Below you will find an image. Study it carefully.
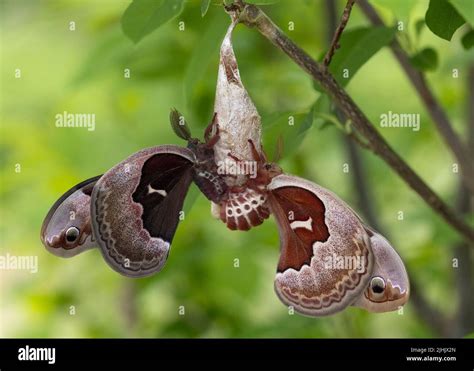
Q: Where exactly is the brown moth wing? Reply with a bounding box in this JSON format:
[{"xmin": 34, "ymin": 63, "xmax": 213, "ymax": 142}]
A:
[
  {"xmin": 91, "ymin": 145, "xmax": 195, "ymax": 278},
  {"xmin": 268, "ymin": 174, "xmax": 373, "ymax": 316},
  {"xmin": 41, "ymin": 175, "xmax": 101, "ymax": 257},
  {"xmin": 339, "ymin": 204, "xmax": 410, "ymax": 312},
  {"xmin": 352, "ymin": 227, "xmax": 409, "ymax": 312},
  {"xmin": 40, "ymin": 146, "xmax": 181, "ymax": 259}
]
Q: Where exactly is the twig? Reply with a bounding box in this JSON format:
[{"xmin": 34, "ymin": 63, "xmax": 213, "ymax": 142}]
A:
[
  {"xmin": 347, "ymin": 130, "xmax": 371, "ymax": 150},
  {"xmin": 358, "ymin": 0, "xmax": 474, "ymax": 196},
  {"xmin": 232, "ymin": 2, "xmax": 474, "ymax": 242},
  {"xmin": 326, "ymin": 0, "xmax": 452, "ymax": 337},
  {"xmin": 325, "ymin": 0, "xmax": 379, "ymax": 226},
  {"xmin": 326, "ymin": 0, "xmax": 380, "ymax": 228},
  {"xmin": 323, "ymin": 0, "xmax": 355, "ymax": 67}
]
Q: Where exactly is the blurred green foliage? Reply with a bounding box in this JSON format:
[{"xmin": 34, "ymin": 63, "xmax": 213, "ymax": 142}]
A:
[
  {"xmin": 320, "ymin": 26, "xmax": 397, "ymax": 88},
  {"xmin": 410, "ymin": 47, "xmax": 439, "ymax": 71},
  {"xmin": 425, "ymin": 0, "xmax": 465, "ymax": 41},
  {"xmin": 0, "ymin": 0, "xmax": 473, "ymax": 338}
]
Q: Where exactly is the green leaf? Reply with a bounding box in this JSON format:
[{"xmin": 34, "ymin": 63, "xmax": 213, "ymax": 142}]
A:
[
  {"xmin": 425, "ymin": 0, "xmax": 465, "ymax": 41},
  {"xmin": 293, "ymin": 107, "xmax": 315, "ymax": 142},
  {"xmin": 409, "ymin": 47, "xmax": 439, "ymax": 71},
  {"xmin": 121, "ymin": 0, "xmax": 185, "ymax": 44},
  {"xmin": 313, "ymin": 94, "xmax": 348, "ymax": 133},
  {"xmin": 262, "ymin": 112, "xmax": 307, "ymax": 159},
  {"xmin": 278, "ymin": 108, "xmax": 315, "ymax": 158},
  {"xmin": 329, "ymin": 26, "xmax": 396, "ymax": 87},
  {"xmin": 415, "ymin": 19, "xmax": 425, "ymax": 37},
  {"xmin": 312, "ymin": 94, "xmax": 334, "ymax": 130},
  {"xmin": 461, "ymin": 29, "xmax": 474, "ymax": 49},
  {"xmin": 262, "ymin": 95, "xmax": 337, "ymax": 159},
  {"xmin": 369, "ymin": 0, "xmax": 416, "ymax": 22},
  {"xmin": 201, "ymin": 0, "xmax": 211, "ymax": 17},
  {"xmin": 450, "ymin": 0, "xmax": 474, "ymax": 27},
  {"xmin": 170, "ymin": 108, "xmax": 192, "ymax": 140},
  {"xmin": 283, "ymin": 110, "xmax": 313, "ymax": 156}
]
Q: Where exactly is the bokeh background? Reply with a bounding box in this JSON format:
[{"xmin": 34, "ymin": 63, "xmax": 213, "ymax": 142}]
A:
[{"xmin": 1, "ymin": 0, "xmax": 473, "ymax": 338}]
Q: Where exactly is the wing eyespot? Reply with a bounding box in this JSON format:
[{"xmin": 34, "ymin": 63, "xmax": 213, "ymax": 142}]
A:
[{"xmin": 65, "ymin": 227, "xmax": 80, "ymax": 244}]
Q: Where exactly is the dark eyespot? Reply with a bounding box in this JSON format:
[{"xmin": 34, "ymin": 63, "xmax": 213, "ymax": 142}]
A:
[
  {"xmin": 65, "ymin": 227, "xmax": 80, "ymax": 243},
  {"xmin": 370, "ymin": 276, "xmax": 386, "ymax": 294}
]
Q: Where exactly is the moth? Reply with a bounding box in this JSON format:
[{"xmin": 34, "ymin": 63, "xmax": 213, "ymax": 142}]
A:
[
  {"xmin": 352, "ymin": 227, "xmax": 410, "ymax": 313},
  {"xmin": 41, "ymin": 16, "xmax": 409, "ymax": 317},
  {"xmin": 207, "ymin": 18, "xmax": 410, "ymax": 315},
  {"xmin": 267, "ymin": 174, "xmax": 409, "ymax": 316},
  {"xmin": 40, "ymin": 175, "xmax": 100, "ymax": 258},
  {"xmin": 210, "ymin": 136, "xmax": 410, "ymax": 315},
  {"xmin": 41, "ymin": 112, "xmax": 227, "ymax": 278}
]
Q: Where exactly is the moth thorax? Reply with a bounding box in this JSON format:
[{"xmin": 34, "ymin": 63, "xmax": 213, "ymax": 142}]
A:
[
  {"xmin": 219, "ymin": 188, "xmax": 270, "ymax": 231},
  {"xmin": 193, "ymin": 169, "xmax": 227, "ymax": 203},
  {"xmin": 215, "ymin": 155, "xmax": 259, "ymax": 188}
]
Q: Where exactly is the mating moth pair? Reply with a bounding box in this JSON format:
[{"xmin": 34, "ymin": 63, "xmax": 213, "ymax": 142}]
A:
[{"xmin": 41, "ymin": 19, "xmax": 409, "ymax": 316}]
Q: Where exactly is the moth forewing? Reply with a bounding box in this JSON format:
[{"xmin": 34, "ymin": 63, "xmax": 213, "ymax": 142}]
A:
[
  {"xmin": 352, "ymin": 228, "xmax": 410, "ymax": 313},
  {"xmin": 91, "ymin": 145, "xmax": 195, "ymax": 278},
  {"xmin": 268, "ymin": 174, "xmax": 374, "ymax": 316},
  {"xmin": 40, "ymin": 175, "xmax": 101, "ymax": 258}
]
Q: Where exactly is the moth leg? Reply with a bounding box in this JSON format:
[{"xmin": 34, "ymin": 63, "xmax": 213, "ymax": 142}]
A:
[
  {"xmin": 227, "ymin": 152, "xmax": 242, "ymax": 162},
  {"xmin": 247, "ymin": 139, "xmax": 267, "ymax": 163}
]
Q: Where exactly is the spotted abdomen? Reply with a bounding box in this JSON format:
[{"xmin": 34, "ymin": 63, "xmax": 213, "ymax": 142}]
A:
[
  {"xmin": 219, "ymin": 188, "xmax": 270, "ymax": 231},
  {"xmin": 193, "ymin": 169, "xmax": 227, "ymax": 203}
]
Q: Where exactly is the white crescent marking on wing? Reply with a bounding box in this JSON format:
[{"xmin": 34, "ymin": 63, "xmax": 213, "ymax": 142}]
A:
[
  {"xmin": 147, "ymin": 184, "xmax": 167, "ymax": 197},
  {"xmin": 289, "ymin": 217, "xmax": 313, "ymax": 231}
]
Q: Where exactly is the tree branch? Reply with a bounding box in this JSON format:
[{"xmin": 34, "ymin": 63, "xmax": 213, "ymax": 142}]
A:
[
  {"xmin": 232, "ymin": 2, "xmax": 474, "ymax": 242},
  {"xmin": 323, "ymin": 0, "xmax": 355, "ymax": 67},
  {"xmin": 358, "ymin": 0, "xmax": 474, "ymax": 196},
  {"xmin": 325, "ymin": 0, "xmax": 381, "ymax": 230}
]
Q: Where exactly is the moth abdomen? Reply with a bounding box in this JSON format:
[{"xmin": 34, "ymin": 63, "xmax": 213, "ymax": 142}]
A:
[
  {"xmin": 219, "ymin": 188, "xmax": 270, "ymax": 231},
  {"xmin": 192, "ymin": 169, "xmax": 228, "ymax": 203}
]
